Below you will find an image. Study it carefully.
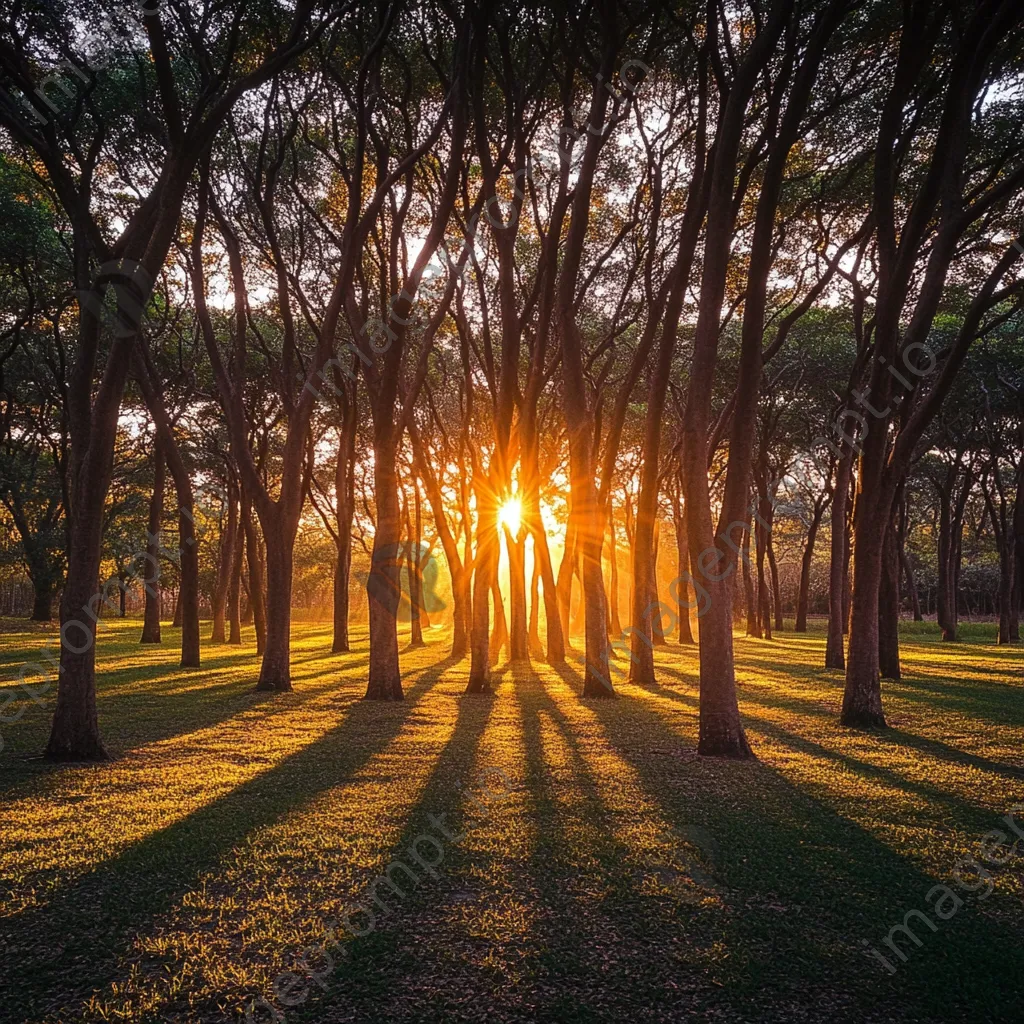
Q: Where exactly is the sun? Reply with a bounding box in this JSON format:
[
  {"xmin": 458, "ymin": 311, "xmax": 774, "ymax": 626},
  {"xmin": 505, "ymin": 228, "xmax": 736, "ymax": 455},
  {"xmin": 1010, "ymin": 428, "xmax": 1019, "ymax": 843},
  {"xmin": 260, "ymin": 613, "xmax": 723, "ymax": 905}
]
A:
[{"xmin": 497, "ymin": 496, "xmax": 522, "ymax": 536}]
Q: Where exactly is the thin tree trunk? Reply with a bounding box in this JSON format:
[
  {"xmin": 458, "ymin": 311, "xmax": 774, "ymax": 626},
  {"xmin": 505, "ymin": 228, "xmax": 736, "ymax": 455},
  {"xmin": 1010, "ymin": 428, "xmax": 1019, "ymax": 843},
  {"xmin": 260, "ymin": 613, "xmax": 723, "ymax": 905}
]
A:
[
  {"xmin": 744, "ymin": 517, "xmax": 759, "ymax": 637},
  {"xmin": 795, "ymin": 499, "xmax": 825, "ymax": 633},
  {"xmin": 506, "ymin": 528, "xmax": 528, "ymax": 660},
  {"xmin": 405, "ymin": 485, "xmax": 425, "ymax": 648},
  {"xmin": 227, "ymin": 506, "xmax": 244, "ymax": 645},
  {"xmin": 826, "ymin": 447, "xmax": 853, "ymax": 669},
  {"xmin": 140, "ymin": 443, "xmax": 165, "ymax": 643},
  {"xmin": 241, "ymin": 494, "xmax": 266, "ymax": 655},
  {"xmin": 607, "ymin": 503, "xmax": 623, "ymax": 638},
  {"xmin": 672, "ymin": 484, "xmax": 695, "ymax": 644},
  {"xmin": 211, "ymin": 476, "xmax": 238, "ymax": 643},
  {"xmin": 528, "ymin": 554, "xmax": 543, "ymax": 657},
  {"xmin": 878, "ymin": 518, "xmax": 901, "ymax": 680},
  {"xmin": 767, "ymin": 532, "xmax": 783, "ymax": 631}
]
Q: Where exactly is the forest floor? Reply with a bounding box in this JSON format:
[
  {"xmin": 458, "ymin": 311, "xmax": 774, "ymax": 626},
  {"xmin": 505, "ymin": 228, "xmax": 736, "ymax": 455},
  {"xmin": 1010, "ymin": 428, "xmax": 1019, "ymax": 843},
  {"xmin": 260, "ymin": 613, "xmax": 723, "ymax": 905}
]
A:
[{"xmin": 1, "ymin": 618, "xmax": 1022, "ymax": 1024}]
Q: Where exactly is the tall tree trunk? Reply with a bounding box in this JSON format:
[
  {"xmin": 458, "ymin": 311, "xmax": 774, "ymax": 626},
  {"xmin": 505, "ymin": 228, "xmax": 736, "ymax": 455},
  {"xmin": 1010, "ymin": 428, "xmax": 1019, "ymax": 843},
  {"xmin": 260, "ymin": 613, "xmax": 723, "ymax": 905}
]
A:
[
  {"xmin": 1012, "ymin": 466, "xmax": 1023, "ymax": 641},
  {"xmin": 767, "ymin": 532, "xmax": 783, "ymax": 631},
  {"xmin": 405, "ymin": 486, "xmax": 425, "ymax": 648},
  {"xmin": 650, "ymin": 525, "xmax": 666, "ymax": 646},
  {"xmin": 211, "ymin": 476, "xmax": 238, "ymax": 643},
  {"xmin": 467, "ymin": 472, "xmax": 497, "ymax": 692},
  {"xmin": 755, "ymin": 501, "xmax": 772, "ymax": 640},
  {"xmin": 672, "ymin": 485, "xmax": 695, "ymax": 645},
  {"xmin": 241, "ymin": 495, "xmax": 266, "ymax": 656},
  {"xmin": 795, "ymin": 499, "xmax": 825, "ymax": 633},
  {"xmin": 365, "ymin": 437, "xmax": 403, "ymax": 700},
  {"xmin": 140, "ymin": 443, "xmax": 165, "ymax": 643},
  {"xmin": 489, "ymin": 576, "xmax": 509, "ymax": 664},
  {"xmin": 996, "ymin": 536, "xmax": 1013, "ymax": 644},
  {"xmin": 826, "ymin": 448, "xmax": 853, "ymax": 669},
  {"xmin": 48, "ymin": 491, "xmax": 110, "ymax": 760},
  {"xmin": 521, "ymin": 428, "xmax": 564, "ymax": 664},
  {"xmin": 31, "ymin": 580, "xmax": 56, "ymax": 623},
  {"xmin": 555, "ymin": 518, "xmax": 576, "ymax": 645},
  {"xmin": 743, "ymin": 517, "xmax": 759, "ymax": 637},
  {"xmin": 227, "ymin": 509, "xmax": 244, "ymax": 645},
  {"xmin": 607, "ymin": 503, "xmax": 623, "ymax": 638},
  {"xmin": 506, "ymin": 528, "xmax": 528, "ymax": 660},
  {"xmin": 255, "ymin": 506, "xmax": 296, "ymax": 692},
  {"xmin": 936, "ymin": 479, "xmax": 956, "ymax": 641},
  {"xmin": 132, "ymin": 348, "xmax": 199, "ymax": 667},
  {"xmin": 528, "ymin": 555, "xmax": 543, "ymax": 657},
  {"xmin": 878, "ymin": 518, "xmax": 901, "ymax": 680}
]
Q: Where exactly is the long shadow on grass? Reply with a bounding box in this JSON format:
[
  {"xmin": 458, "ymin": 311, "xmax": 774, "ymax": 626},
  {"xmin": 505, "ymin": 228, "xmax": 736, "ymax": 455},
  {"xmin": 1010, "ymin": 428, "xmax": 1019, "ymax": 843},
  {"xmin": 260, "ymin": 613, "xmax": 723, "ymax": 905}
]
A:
[
  {"xmin": 566, "ymin": 664, "xmax": 1024, "ymax": 1022},
  {"xmin": 661, "ymin": 659, "xmax": 1024, "ymax": 783},
  {"xmin": 651, "ymin": 682, "xmax": 1002, "ymax": 834},
  {"xmin": 0, "ymin": 645, "xmax": 374, "ymax": 797},
  {"xmin": 0, "ymin": 656, "xmax": 453, "ymax": 1024},
  {"xmin": 507, "ymin": 664, "xmax": 721, "ymax": 1022},
  {"xmin": 305, "ymin": 670, "xmax": 497, "ymax": 1021}
]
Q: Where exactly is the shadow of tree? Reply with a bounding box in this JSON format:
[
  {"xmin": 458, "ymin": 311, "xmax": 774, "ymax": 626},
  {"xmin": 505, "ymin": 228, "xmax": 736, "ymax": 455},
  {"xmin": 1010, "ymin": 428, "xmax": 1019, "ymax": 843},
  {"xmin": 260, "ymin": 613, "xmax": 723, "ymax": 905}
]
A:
[{"xmin": 0, "ymin": 660, "xmax": 450, "ymax": 1024}]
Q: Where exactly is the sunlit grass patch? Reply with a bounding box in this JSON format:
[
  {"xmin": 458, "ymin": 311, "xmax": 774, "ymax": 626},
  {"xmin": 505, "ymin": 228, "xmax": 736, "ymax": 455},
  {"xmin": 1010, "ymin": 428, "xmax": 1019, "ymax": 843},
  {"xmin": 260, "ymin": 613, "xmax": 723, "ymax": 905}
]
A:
[{"xmin": 0, "ymin": 619, "xmax": 1021, "ymax": 1022}]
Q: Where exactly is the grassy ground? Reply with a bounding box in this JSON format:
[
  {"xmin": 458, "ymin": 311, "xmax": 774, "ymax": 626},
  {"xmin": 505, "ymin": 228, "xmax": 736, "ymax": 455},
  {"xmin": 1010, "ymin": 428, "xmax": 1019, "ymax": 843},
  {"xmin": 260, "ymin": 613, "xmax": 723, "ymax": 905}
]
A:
[{"xmin": 1, "ymin": 617, "xmax": 1022, "ymax": 1024}]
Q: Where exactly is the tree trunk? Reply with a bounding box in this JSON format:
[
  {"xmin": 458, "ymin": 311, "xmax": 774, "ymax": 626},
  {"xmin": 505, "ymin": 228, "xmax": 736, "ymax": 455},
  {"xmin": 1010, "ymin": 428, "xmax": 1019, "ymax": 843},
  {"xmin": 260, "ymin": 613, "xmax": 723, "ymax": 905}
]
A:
[
  {"xmin": 878, "ymin": 519, "xmax": 901, "ymax": 680},
  {"xmin": 140, "ymin": 444, "xmax": 165, "ymax": 643},
  {"xmin": 743, "ymin": 516, "xmax": 759, "ymax": 637},
  {"xmin": 118, "ymin": 581, "xmax": 127, "ymax": 618},
  {"xmin": 404, "ymin": 488, "xmax": 425, "ymax": 648},
  {"xmin": 47, "ymin": 473, "xmax": 111, "ymax": 761},
  {"xmin": 467, "ymin": 488, "xmax": 496, "ymax": 693},
  {"xmin": 767, "ymin": 532, "xmax": 783, "ymax": 631},
  {"xmin": 529, "ymin": 502, "xmax": 564, "ymax": 664},
  {"xmin": 31, "ymin": 579, "xmax": 56, "ymax": 623},
  {"xmin": 241, "ymin": 494, "xmax": 266, "ymax": 655},
  {"xmin": 795, "ymin": 501, "xmax": 824, "ymax": 633},
  {"xmin": 826, "ymin": 449, "xmax": 853, "ymax": 669},
  {"xmin": 255, "ymin": 509, "xmax": 295, "ymax": 692},
  {"xmin": 672, "ymin": 486, "xmax": 695, "ymax": 645},
  {"xmin": 211, "ymin": 476, "xmax": 238, "ymax": 643},
  {"xmin": 528, "ymin": 555, "xmax": 543, "ymax": 657},
  {"xmin": 227, "ymin": 507, "xmax": 244, "ymax": 645},
  {"xmin": 489, "ymin": 577, "xmax": 509, "ymax": 665},
  {"xmin": 555, "ymin": 517, "xmax": 576, "ymax": 646},
  {"xmin": 506, "ymin": 528, "xmax": 528, "ymax": 660},
  {"xmin": 997, "ymin": 536, "xmax": 1014, "ymax": 644},
  {"xmin": 755, "ymin": 506, "xmax": 772, "ymax": 640},
  {"xmin": 365, "ymin": 438, "xmax": 403, "ymax": 700},
  {"xmin": 936, "ymin": 480, "xmax": 956, "ymax": 641},
  {"xmin": 607, "ymin": 504, "xmax": 623, "ymax": 638},
  {"xmin": 841, "ymin": 479, "xmax": 890, "ymax": 728}
]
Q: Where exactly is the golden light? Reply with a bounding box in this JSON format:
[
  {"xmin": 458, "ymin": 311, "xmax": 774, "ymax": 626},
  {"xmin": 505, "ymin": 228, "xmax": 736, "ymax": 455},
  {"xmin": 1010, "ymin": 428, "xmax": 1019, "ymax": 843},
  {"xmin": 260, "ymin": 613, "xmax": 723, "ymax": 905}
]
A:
[{"xmin": 497, "ymin": 497, "xmax": 522, "ymax": 536}]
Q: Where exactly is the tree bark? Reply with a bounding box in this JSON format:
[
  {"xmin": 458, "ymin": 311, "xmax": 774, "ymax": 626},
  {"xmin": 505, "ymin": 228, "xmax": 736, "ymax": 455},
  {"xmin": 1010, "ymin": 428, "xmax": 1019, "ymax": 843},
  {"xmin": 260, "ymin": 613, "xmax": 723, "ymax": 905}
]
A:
[
  {"xmin": 210, "ymin": 474, "xmax": 238, "ymax": 643},
  {"xmin": 140, "ymin": 443, "xmax": 165, "ymax": 643},
  {"xmin": 227, "ymin": 503, "xmax": 244, "ymax": 645},
  {"xmin": 242, "ymin": 498, "xmax": 266, "ymax": 656},
  {"xmin": 365, "ymin": 437, "xmax": 403, "ymax": 699},
  {"xmin": 506, "ymin": 527, "xmax": 528, "ymax": 661},
  {"xmin": 256, "ymin": 508, "xmax": 295, "ymax": 692},
  {"xmin": 826, "ymin": 448, "xmax": 853, "ymax": 669},
  {"xmin": 795, "ymin": 497, "xmax": 826, "ymax": 632},
  {"xmin": 672, "ymin": 483, "xmax": 695, "ymax": 645},
  {"xmin": 878, "ymin": 518, "xmax": 901, "ymax": 680}
]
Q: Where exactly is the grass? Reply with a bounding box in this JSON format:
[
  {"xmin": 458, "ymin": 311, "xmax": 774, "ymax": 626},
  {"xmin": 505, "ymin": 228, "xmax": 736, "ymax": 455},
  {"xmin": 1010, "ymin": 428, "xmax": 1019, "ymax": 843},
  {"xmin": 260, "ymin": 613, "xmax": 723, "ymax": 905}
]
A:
[{"xmin": 1, "ymin": 617, "xmax": 1022, "ymax": 1023}]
